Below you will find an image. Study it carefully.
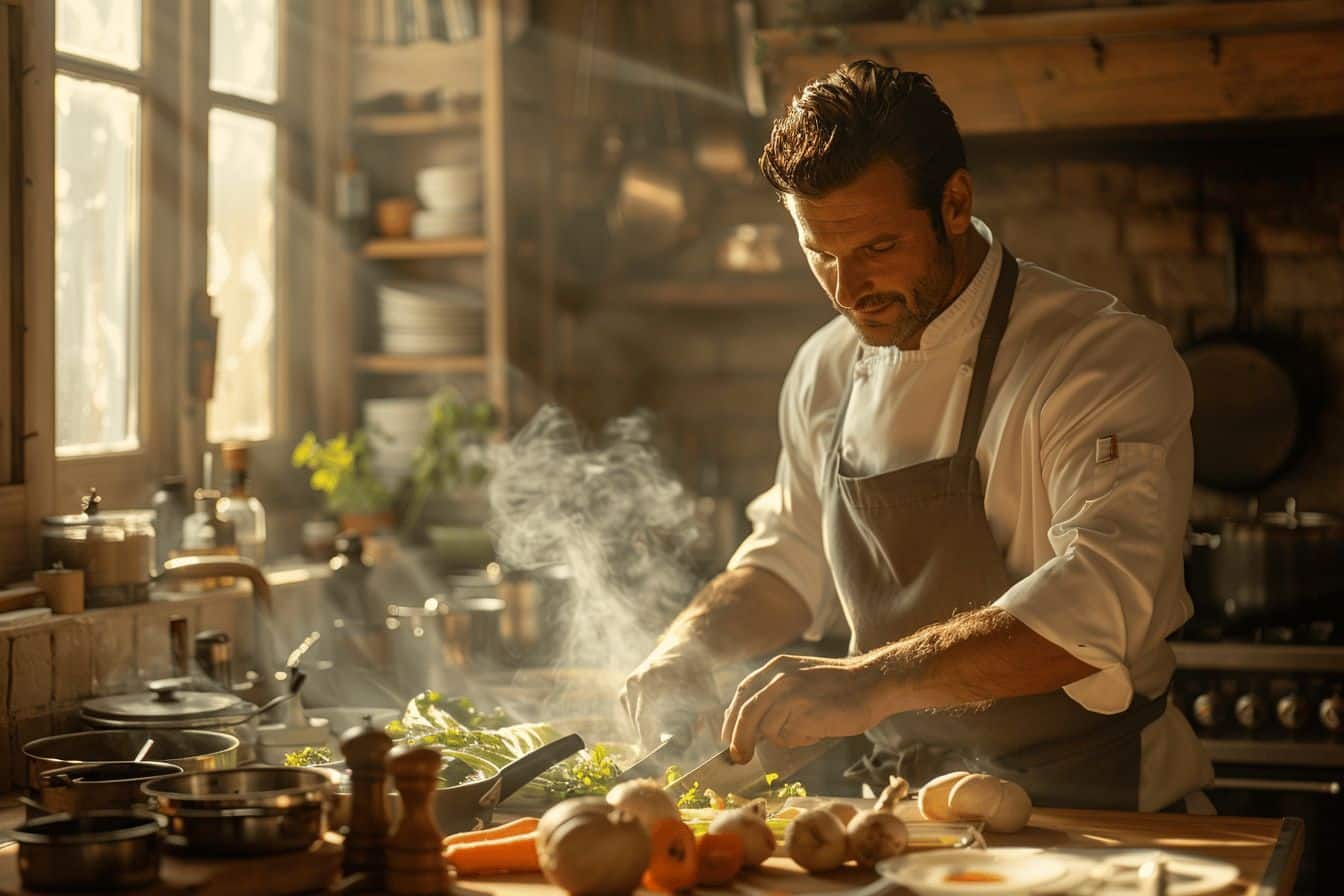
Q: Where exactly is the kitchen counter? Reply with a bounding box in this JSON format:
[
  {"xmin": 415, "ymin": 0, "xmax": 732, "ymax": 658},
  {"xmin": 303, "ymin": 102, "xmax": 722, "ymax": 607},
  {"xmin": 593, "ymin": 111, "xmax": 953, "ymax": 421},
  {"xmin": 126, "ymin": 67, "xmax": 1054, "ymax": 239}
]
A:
[{"xmin": 0, "ymin": 803, "xmax": 1303, "ymax": 894}]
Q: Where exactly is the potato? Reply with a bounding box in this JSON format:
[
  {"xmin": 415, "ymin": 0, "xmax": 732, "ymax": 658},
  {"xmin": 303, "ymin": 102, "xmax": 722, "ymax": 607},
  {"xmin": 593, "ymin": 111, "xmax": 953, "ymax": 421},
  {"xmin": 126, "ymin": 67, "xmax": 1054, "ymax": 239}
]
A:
[
  {"xmin": 917, "ymin": 771, "xmax": 970, "ymax": 821},
  {"xmin": 818, "ymin": 801, "xmax": 858, "ymax": 827},
  {"xmin": 785, "ymin": 809, "xmax": 848, "ymax": 872},
  {"xmin": 847, "ymin": 810, "xmax": 908, "ymax": 868}
]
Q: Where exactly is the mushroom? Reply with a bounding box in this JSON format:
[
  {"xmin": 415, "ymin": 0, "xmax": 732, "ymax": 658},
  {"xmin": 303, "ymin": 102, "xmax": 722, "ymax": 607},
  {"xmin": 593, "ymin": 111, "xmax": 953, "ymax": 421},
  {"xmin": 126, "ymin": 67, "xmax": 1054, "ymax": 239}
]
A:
[
  {"xmin": 707, "ymin": 805, "xmax": 776, "ymax": 867},
  {"xmin": 846, "ymin": 810, "xmax": 908, "ymax": 868},
  {"xmin": 784, "ymin": 808, "xmax": 848, "ymax": 872},
  {"xmin": 605, "ymin": 778, "xmax": 680, "ymax": 832}
]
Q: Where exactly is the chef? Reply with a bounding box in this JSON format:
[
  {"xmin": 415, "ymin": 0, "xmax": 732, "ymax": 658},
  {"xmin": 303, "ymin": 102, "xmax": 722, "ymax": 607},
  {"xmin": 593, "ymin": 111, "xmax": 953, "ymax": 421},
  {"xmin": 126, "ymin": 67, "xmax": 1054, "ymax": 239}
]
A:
[{"xmin": 621, "ymin": 60, "xmax": 1213, "ymax": 813}]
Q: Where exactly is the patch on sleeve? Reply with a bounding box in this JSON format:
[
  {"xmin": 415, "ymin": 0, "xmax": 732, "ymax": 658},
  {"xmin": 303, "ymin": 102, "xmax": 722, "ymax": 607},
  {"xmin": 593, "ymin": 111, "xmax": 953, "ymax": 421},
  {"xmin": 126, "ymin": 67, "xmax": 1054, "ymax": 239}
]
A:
[{"xmin": 1094, "ymin": 434, "xmax": 1119, "ymax": 465}]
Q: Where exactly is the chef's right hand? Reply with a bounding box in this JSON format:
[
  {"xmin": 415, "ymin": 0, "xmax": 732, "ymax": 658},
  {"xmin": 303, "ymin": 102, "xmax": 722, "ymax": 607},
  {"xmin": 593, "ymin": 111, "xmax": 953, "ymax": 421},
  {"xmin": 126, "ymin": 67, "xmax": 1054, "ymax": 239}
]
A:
[{"xmin": 620, "ymin": 643, "xmax": 720, "ymax": 749}]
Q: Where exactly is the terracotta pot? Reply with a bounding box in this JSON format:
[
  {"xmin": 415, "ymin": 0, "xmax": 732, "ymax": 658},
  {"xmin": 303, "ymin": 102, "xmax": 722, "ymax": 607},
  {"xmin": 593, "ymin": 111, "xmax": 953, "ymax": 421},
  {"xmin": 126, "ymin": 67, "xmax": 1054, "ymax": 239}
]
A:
[
  {"xmin": 375, "ymin": 197, "xmax": 417, "ymax": 238},
  {"xmin": 339, "ymin": 510, "xmax": 396, "ymax": 537}
]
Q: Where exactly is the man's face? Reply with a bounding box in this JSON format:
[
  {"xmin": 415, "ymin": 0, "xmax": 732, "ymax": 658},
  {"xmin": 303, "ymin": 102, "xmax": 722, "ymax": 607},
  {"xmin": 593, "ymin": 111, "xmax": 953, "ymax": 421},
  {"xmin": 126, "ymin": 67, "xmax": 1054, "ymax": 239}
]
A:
[{"xmin": 786, "ymin": 158, "xmax": 957, "ymax": 349}]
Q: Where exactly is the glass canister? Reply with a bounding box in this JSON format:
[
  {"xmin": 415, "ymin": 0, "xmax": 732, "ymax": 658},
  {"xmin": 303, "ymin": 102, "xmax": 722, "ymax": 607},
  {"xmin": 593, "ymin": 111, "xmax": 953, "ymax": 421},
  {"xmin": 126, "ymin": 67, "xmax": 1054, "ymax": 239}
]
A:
[{"xmin": 42, "ymin": 489, "xmax": 157, "ymax": 607}]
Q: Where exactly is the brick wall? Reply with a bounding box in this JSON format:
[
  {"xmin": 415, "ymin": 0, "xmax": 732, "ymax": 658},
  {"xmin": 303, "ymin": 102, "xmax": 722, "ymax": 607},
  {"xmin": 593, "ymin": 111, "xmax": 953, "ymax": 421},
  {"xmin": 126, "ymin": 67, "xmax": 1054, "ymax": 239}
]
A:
[{"xmin": 557, "ymin": 135, "xmax": 1344, "ymax": 529}]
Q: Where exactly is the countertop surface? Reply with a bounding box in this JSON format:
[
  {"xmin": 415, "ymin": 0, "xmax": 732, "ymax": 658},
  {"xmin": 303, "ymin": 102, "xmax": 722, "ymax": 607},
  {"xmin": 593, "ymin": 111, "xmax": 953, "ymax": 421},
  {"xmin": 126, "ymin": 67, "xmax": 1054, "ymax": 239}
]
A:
[{"xmin": 0, "ymin": 802, "xmax": 1303, "ymax": 895}]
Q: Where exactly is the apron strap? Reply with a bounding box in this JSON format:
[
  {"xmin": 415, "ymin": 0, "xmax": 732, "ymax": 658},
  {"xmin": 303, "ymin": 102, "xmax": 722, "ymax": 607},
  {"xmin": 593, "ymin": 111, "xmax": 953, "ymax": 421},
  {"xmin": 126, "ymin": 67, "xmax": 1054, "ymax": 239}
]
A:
[{"xmin": 955, "ymin": 249, "xmax": 1019, "ymax": 458}]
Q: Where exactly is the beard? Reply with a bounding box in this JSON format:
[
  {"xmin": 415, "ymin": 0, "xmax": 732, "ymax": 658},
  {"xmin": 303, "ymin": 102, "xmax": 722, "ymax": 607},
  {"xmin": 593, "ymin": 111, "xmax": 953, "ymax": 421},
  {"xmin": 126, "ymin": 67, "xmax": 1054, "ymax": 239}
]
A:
[{"xmin": 838, "ymin": 242, "xmax": 958, "ymax": 348}]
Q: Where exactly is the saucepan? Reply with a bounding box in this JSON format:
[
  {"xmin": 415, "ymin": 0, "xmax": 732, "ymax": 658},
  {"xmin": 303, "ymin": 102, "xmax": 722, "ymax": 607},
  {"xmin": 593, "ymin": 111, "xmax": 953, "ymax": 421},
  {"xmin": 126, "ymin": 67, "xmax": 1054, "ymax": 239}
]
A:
[
  {"xmin": 35, "ymin": 761, "xmax": 183, "ymax": 818},
  {"xmin": 143, "ymin": 767, "xmax": 332, "ymax": 856},
  {"xmin": 328, "ymin": 732, "xmax": 586, "ymax": 835},
  {"xmin": 24, "ymin": 728, "xmax": 239, "ymax": 790},
  {"xmin": 7, "ymin": 811, "xmax": 163, "ymax": 891}
]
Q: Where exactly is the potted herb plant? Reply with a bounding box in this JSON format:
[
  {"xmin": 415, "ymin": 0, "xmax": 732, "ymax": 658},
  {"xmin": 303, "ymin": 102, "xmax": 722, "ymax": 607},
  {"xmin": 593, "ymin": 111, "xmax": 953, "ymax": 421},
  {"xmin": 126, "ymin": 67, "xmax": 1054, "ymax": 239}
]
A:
[
  {"xmin": 291, "ymin": 430, "xmax": 395, "ymax": 536},
  {"xmin": 403, "ymin": 388, "xmax": 496, "ymax": 565}
]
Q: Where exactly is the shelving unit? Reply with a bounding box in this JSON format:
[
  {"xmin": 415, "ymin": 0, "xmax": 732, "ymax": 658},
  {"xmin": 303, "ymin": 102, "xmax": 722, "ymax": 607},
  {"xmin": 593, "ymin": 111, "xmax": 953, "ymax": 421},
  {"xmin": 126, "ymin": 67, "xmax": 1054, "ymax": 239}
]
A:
[{"xmin": 322, "ymin": 0, "xmax": 554, "ymax": 442}]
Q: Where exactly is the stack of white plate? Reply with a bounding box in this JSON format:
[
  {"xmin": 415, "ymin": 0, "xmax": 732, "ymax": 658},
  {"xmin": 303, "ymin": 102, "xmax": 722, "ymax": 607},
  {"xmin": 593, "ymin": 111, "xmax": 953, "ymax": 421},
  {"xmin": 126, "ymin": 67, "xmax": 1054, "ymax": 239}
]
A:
[
  {"xmin": 363, "ymin": 397, "xmax": 430, "ymax": 487},
  {"xmin": 377, "ymin": 281, "xmax": 484, "ymax": 355},
  {"xmin": 414, "ymin": 163, "xmax": 481, "ymax": 238}
]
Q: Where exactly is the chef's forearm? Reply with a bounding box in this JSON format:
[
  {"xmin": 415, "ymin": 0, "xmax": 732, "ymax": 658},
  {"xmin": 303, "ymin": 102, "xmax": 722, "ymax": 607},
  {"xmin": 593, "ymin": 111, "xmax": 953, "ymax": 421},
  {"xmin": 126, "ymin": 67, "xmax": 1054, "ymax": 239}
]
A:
[
  {"xmin": 659, "ymin": 565, "xmax": 812, "ymax": 662},
  {"xmin": 867, "ymin": 607, "xmax": 1100, "ymax": 717}
]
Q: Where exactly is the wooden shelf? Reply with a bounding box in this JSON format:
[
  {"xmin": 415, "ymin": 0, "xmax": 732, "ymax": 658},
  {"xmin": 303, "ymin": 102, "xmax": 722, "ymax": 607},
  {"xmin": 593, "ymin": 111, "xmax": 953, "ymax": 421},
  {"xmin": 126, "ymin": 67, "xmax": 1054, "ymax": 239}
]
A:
[
  {"xmin": 362, "ymin": 236, "xmax": 486, "ymax": 259},
  {"xmin": 354, "ymin": 104, "xmax": 481, "ymax": 136},
  {"xmin": 354, "ymin": 354, "xmax": 488, "ymax": 374},
  {"xmin": 586, "ymin": 275, "xmax": 821, "ymax": 308}
]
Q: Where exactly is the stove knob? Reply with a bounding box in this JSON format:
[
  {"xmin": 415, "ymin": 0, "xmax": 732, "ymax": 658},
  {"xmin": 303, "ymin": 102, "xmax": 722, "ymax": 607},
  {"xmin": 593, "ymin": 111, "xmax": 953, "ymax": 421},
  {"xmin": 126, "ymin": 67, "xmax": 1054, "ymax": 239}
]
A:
[
  {"xmin": 1277, "ymin": 693, "xmax": 1312, "ymax": 731},
  {"xmin": 1192, "ymin": 691, "xmax": 1223, "ymax": 729},
  {"xmin": 1321, "ymin": 691, "xmax": 1344, "ymax": 734},
  {"xmin": 1235, "ymin": 693, "xmax": 1268, "ymax": 731}
]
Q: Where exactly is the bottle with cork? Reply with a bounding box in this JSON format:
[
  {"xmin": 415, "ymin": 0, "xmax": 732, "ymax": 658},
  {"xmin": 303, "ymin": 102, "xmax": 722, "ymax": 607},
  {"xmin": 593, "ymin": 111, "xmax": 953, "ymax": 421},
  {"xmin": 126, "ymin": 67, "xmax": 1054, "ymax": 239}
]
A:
[{"xmin": 218, "ymin": 441, "xmax": 267, "ymax": 565}]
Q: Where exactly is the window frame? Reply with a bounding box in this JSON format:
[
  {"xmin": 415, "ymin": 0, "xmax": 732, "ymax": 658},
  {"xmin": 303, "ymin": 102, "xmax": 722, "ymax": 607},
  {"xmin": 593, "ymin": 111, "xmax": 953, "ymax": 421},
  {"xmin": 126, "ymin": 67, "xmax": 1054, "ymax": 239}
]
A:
[{"xmin": 45, "ymin": 0, "xmax": 301, "ymax": 515}]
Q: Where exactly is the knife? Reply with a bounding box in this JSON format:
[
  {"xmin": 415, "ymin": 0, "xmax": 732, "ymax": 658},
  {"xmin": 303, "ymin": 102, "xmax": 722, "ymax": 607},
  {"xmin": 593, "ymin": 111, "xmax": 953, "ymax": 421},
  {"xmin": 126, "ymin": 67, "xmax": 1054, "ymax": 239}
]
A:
[{"xmin": 664, "ymin": 739, "xmax": 838, "ymax": 801}]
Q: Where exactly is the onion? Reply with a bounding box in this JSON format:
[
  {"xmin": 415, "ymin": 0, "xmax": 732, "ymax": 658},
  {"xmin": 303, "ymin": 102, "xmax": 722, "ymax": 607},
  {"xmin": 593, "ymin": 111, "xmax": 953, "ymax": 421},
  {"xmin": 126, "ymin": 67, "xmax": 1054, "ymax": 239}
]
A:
[
  {"xmin": 917, "ymin": 771, "xmax": 970, "ymax": 821},
  {"xmin": 785, "ymin": 808, "xmax": 848, "ymax": 872},
  {"xmin": 707, "ymin": 806, "xmax": 776, "ymax": 867},
  {"xmin": 846, "ymin": 810, "xmax": 908, "ymax": 868},
  {"xmin": 537, "ymin": 798, "xmax": 650, "ymax": 895},
  {"xmin": 605, "ymin": 778, "xmax": 679, "ymax": 832}
]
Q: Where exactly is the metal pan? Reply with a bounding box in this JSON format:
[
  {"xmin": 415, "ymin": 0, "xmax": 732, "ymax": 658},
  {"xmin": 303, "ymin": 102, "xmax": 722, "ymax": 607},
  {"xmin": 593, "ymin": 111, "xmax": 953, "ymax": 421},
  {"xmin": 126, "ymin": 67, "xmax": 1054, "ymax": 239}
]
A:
[
  {"xmin": 1181, "ymin": 218, "xmax": 1321, "ymax": 492},
  {"xmin": 329, "ymin": 732, "xmax": 585, "ymax": 836},
  {"xmin": 7, "ymin": 811, "xmax": 162, "ymax": 891},
  {"xmin": 24, "ymin": 729, "xmax": 240, "ymax": 790}
]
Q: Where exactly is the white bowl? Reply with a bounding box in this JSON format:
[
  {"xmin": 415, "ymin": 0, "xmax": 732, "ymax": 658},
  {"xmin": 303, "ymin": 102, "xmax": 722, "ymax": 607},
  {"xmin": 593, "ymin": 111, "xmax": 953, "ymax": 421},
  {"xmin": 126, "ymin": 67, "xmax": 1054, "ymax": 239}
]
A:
[
  {"xmin": 411, "ymin": 208, "xmax": 482, "ymax": 240},
  {"xmin": 415, "ymin": 165, "xmax": 482, "ymax": 210}
]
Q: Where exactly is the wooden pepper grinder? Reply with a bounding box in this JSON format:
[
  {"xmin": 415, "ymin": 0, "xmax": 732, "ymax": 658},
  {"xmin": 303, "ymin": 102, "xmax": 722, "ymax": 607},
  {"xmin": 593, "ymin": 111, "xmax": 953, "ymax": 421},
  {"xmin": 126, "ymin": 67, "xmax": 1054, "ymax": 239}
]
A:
[
  {"xmin": 339, "ymin": 721, "xmax": 393, "ymax": 879},
  {"xmin": 386, "ymin": 745, "xmax": 452, "ymax": 895}
]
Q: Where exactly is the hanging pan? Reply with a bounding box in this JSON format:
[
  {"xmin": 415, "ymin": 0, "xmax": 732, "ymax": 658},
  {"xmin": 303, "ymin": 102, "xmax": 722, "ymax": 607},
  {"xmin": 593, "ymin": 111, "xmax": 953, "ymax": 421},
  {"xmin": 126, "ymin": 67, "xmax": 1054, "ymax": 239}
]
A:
[{"xmin": 1180, "ymin": 219, "xmax": 1320, "ymax": 492}]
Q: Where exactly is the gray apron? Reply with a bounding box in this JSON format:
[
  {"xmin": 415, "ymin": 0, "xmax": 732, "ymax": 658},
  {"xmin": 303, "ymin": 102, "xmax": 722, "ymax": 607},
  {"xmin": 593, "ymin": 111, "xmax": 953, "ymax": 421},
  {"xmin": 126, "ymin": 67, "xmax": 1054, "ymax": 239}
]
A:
[{"xmin": 824, "ymin": 251, "xmax": 1168, "ymax": 811}]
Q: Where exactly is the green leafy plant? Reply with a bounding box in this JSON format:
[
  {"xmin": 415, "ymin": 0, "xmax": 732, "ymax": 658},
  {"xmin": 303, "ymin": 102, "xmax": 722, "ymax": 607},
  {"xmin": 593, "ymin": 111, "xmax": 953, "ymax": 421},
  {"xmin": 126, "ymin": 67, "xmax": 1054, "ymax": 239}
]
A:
[
  {"xmin": 291, "ymin": 429, "xmax": 392, "ymax": 515},
  {"xmin": 402, "ymin": 388, "xmax": 496, "ymax": 530}
]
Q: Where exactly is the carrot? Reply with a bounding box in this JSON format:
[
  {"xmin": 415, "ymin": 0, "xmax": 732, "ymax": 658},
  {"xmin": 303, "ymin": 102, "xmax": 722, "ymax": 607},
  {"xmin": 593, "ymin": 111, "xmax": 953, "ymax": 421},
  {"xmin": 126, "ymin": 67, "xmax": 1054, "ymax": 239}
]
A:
[
  {"xmin": 443, "ymin": 832, "xmax": 540, "ymax": 876},
  {"xmin": 696, "ymin": 833, "xmax": 744, "ymax": 886},
  {"xmin": 442, "ymin": 817, "xmax": 539, "ymax": 848},
  {"xmin": 643, "ymin": 818, "xmax": 699, "ymax": 892}
]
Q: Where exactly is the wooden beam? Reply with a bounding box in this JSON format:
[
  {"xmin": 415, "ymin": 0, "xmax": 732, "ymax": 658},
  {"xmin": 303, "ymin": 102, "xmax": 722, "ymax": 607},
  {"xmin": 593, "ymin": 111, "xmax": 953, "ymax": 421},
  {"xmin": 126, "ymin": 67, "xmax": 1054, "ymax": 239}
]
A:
[
  {"xmin": 757, "ymin": 0, "xmax": 1344, "ymax": 53},
  {"xmin": 764, "ymin": 4, "xmax": 1344, "ymax": 135}
]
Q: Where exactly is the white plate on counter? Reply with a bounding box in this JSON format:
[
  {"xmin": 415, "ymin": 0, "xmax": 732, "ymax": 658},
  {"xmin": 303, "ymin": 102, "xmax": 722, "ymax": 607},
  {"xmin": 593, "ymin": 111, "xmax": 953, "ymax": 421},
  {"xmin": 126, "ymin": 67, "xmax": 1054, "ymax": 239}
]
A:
[{"xmin": 877, "ymin": 847, "xmax": 1240, "ymax": 896}]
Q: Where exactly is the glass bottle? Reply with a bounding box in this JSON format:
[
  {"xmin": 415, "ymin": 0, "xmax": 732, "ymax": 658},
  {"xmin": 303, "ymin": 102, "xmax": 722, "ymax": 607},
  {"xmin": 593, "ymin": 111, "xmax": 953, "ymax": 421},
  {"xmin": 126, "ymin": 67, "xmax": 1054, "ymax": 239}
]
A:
[
  {"xmin": 182, "ymin": 488, "xmax": 236, "ymax": 551},
  {"xmin": 218, "ymin": 441, "xmax": 267, "ymax": 564},
  {"xmin": 150, "ymin": 475, "xmax": 191, "ymax": 569}
]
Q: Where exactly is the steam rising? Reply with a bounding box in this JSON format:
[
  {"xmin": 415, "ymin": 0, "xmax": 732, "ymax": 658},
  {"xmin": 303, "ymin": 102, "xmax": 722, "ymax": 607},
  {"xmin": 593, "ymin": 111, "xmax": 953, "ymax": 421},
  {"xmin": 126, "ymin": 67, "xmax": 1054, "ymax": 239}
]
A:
[{"xmin": 488, "ymin": 406, "xmax": 703, "ymax": 702}]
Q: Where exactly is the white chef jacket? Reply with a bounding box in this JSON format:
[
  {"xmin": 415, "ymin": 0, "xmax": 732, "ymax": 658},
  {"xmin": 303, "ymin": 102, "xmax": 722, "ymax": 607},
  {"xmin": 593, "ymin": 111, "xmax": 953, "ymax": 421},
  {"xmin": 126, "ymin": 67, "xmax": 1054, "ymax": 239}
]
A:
[{"xmin": 728, "ymin": 218, "xmax": 1214, "ymax": 811}]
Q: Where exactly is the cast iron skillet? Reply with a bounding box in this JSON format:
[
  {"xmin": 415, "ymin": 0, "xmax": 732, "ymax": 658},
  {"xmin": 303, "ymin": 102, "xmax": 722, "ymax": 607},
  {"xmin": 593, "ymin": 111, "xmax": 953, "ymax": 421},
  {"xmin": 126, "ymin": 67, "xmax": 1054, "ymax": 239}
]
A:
[
  {"xmin": 329, "ymin": 732, "xmax": 586, "ymax": 836},
  {"xmin": 1180, "ymin": 218, "xmax": 1321, "ymax": 492}
]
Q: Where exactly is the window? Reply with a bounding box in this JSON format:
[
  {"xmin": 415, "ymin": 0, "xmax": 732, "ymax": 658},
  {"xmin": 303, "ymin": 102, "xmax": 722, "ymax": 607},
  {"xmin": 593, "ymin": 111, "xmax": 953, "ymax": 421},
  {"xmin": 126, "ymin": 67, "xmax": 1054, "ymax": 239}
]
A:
[
  {"xmin": 53, "ymin": 0, "xmax": 143, "ymax": 457},
  {"xmin": 49, "ymin": 0, "xmax": 291, "ymax": 500},
  {"xmin": 206, "ymin": 0, "xmax": 281, "ymax": 443}
]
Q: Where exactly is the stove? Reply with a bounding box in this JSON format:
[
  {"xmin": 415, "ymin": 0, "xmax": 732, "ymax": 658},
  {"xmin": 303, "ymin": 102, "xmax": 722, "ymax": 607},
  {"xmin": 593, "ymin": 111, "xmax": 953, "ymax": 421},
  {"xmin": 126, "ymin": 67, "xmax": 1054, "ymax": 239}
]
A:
[{"xmin": 1171, "ymin": 629, "xmax": 1343, "ymax": 893}]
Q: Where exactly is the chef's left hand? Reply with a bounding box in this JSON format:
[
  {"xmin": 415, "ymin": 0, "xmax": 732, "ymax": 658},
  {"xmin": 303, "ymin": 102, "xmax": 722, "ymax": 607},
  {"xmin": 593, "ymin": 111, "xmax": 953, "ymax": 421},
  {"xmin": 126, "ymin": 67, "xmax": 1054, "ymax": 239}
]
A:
[{"xmin": 721, "ymin": 654, "xmax": 884, "ymax": 762}]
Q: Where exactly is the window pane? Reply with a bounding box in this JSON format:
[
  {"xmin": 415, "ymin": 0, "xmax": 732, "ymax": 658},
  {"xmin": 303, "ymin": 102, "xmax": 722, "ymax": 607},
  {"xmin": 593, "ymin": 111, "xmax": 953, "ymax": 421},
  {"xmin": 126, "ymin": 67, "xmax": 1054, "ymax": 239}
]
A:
[
  {"xmin": 210, "ymin": 0, "xmax": 278, "ymax": 103},
  {"xmin": 55, "ymin": 75, "xmax": 141, "ymax": 456},
  {"xmin": 56, "ymin": 0, "xmax": 141, "ymax": 70},
  {"xmin": 206, "ymin": 108, "xmax": 276, "ymax": 443}
]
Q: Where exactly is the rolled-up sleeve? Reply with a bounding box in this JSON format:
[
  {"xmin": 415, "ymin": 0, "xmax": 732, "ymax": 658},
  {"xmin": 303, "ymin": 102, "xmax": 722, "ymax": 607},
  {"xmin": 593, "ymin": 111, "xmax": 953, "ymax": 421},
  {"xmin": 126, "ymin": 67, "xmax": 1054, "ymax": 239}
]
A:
[
  {"xmin": 727, "ymin": 353, "xmax": 833, "ymax": 640},
  {"xmin": 993, "ymin": 316, "xmax": 1194, "ymax": 714}
]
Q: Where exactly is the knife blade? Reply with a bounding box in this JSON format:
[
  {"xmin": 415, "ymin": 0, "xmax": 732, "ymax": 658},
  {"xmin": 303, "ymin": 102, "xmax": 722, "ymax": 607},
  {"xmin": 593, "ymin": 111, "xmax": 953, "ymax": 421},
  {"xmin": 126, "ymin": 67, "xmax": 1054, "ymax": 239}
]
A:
[{"xmin": 664, "ymin": 739, "xmax": 837, "ymax": 800}]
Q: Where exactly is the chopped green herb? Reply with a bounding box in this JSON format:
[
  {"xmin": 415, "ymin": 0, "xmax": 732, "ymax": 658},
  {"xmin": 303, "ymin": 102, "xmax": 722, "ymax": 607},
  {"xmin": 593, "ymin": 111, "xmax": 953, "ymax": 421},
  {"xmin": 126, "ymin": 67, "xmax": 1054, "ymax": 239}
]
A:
[{"xmin": 283, "ymin": 746, "xmax": 333, "ymax": 767}]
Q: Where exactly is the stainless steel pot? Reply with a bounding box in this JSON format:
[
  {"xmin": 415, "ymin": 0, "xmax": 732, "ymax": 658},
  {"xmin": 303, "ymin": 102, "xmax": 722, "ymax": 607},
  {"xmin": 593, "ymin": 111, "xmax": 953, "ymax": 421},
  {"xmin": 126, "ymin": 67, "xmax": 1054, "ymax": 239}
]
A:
[
  {"xmin": 35, "ymin": 761, "xmax": 182, "ymax": 818},
  {"xmin": 143, "ymin": 767, "xmax": 331, "ymax": 855},
  {"xmin": 1204, "ymin": 499, "xmax": 1344, "ymax": 626},
  {"xmin": 24, "ymin": 729, "xmax": 240, "ymax": 790},
  {"xmin": 9, "ymin": 811, "xmax": 162, "ymax": 891}
]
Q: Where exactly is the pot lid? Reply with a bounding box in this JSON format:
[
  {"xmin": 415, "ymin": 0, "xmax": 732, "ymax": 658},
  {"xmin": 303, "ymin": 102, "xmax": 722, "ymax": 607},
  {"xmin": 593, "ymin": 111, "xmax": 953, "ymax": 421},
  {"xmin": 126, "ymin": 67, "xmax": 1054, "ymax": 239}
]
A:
[
  {"xmin": 82, "ymin": 683, "xmax": 248, "ymax": 725},
  {"xmin": 44, "ymin": 489, "xmax": 155, "ymax": 527}
]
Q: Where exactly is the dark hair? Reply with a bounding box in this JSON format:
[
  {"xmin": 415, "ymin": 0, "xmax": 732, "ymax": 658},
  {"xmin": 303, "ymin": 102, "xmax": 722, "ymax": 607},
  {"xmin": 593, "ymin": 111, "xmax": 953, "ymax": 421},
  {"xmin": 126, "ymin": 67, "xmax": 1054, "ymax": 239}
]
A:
[{"xmin": 759, "ymin": 60, "xmax": 966, "ymax": 238}]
